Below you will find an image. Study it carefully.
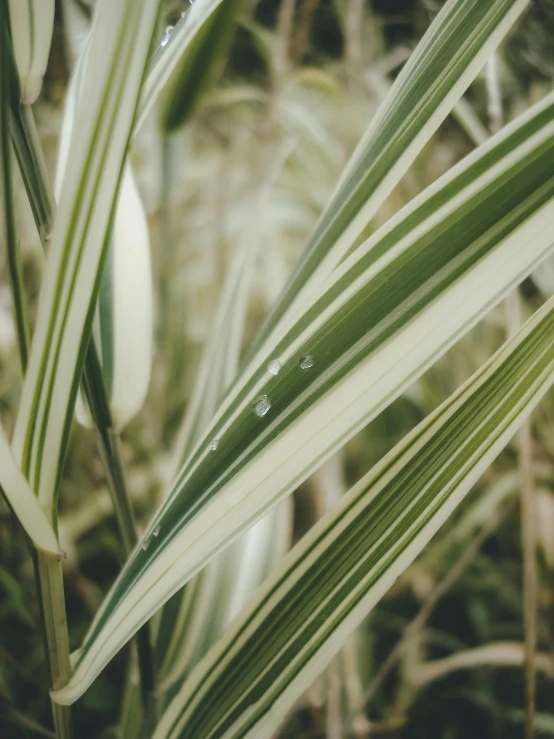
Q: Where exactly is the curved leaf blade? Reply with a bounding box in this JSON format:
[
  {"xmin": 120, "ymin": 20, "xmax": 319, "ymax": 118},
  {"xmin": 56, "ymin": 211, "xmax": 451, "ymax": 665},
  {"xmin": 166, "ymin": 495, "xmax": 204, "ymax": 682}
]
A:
[
  {"xmin": 160, "ymin": 0, "xmax": 244, "ymax": 132},
  {"xmin": 244, "ymin": 0, "xmax": 530, "ymax": 358},
  {"xmin": 53, "ymin": 90, "xmax": 554, "ymax": 704},
  {"xmin": 11, "ymin": 0, "xmax": 160, "ymax": 520},
  {"xmin": 154, "ymin": 296, "xmax": 554, "ymax": 739}
]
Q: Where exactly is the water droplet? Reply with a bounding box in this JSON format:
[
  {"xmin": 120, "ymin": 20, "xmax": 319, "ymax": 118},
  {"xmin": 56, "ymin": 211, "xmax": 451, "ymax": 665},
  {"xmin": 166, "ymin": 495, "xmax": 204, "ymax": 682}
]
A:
[
  {"xmin": 60, "ymin": 549, "xmax": 67, "ymax": 560},
  {"xmin": 299, "ymin": 354, "xmax": 314, "ymax": 370},
  {"xmin": 253, "ymin": 395, "xmax": 271, "ymax": 417},
  {"xmin": 210, "ymin": 439, "xmax": 219, "ymax": 451},
  {"xmin": 142, "ymin": 538, "xmax": 151, "ymax": 551},
  {"xmin": 161, "ymin": 25, "xmax": 173, "ymax": 47},
  {"xmin": 153, "ymin": 525, "xmax": 161, "ymax": 538},
  {"xmin": 268, "ymin": 359, "xmax": 281, "ymax": 376}
]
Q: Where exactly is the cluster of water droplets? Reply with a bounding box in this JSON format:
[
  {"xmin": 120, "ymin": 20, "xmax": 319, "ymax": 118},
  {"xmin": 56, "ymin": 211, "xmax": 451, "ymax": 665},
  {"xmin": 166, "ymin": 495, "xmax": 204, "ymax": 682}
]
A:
[
  {"xmin": 206, "ymin": 351, "xmax": 315, "ymax": 452},
  {"xmin": 251, "ymin": 353, "xmax": 314, "ymax": 419},
  {"xmin": 160, "ymin": 1, "xmax": 197, "ymax": 48},
  {"xmin": 142, "ymin": 524, "xmax": 162, "ymax": 551}
]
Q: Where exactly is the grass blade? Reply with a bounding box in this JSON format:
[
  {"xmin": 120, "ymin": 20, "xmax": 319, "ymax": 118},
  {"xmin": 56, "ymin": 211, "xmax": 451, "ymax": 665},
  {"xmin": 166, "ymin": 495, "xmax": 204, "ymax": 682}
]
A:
[
  {"xmin": 244, "ymin": 0, "xmax": 530, "ymax": 359},
  {"xmin": 52, "ymin": 89, "xmax": 554, "ymax": 704},
  {"xmin": 153, "ymin": 295, "xmax": 554, "ymax": 739},
  {"xmin": 160, "ymin": 0, "xmax": 245, "ymax": 132},
  {"xmin": 11, "ymin": 0, "xmax": 160, "ymax": 523}
]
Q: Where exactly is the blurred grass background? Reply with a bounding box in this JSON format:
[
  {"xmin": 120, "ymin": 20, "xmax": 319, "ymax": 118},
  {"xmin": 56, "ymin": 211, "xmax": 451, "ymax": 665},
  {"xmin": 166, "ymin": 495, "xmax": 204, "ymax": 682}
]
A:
[{"xmin": 2, "ymin": 0, "xmax": 554, "ymax": 736}]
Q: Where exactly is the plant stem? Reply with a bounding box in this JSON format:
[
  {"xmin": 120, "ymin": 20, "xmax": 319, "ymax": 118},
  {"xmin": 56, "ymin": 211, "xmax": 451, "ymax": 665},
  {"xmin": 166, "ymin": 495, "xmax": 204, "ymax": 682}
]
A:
[
  {"xmin": 486, "ymin": 53, "xmax": 537, "ymax": 738},
  {"xmin": 1, "ymin": 11, "xmax": 70, "ymax": 736},
  {"xmin": 341, "ymin": 638, "xmax": 371, "ymax": 739},
  {"xmin": 81, "ymin": 341, "xmax": 156, "ymax": 721},
  {"xmin": 8, "ymin": 74, "xmax": 157, "ymax": 722},
  {"xmin": 0, "ymin": 7, "xmax": 30, "ymax": 371},
  {"xmin": 411, "ymin": 642, "xmax": 552, "ymax": 688},
  {"xmin": 34, "ymin": 551, "xmax": 74, "ymax": 738},
  {"xmin": 505, "ymin": 291, "xmax": 537, "ymax": 739},
  {"xmin": 119, "ymin": 649, "xmax": 142, "ymax": 739}
]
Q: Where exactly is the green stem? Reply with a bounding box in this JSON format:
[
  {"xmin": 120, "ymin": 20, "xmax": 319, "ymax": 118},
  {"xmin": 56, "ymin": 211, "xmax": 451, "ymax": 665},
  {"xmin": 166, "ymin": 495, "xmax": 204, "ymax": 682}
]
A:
[
  {"xmin": 0, "ymin": 6, "xmax": 30, "ymax": 371},
  {"xmin": 81, "ymin": 342, "xmax": 137, "ymax": 551},
  {"xmin": 81, "ymin": 341, "xmax": 156, "ymax": 723},
  {"xmin": 34, "ymin": 551, "xmax": 74, "ymax": 739},
  {"xmin": 119, "ymin": 649, "xmax": 142, "ymax": 739},
  {"xmin": 1, "ymin": 11, "xmax": 68, "ymax": 734},
  {"xmin": 5, "ymin": 15, "xmax": 155, "ymax": 723}
]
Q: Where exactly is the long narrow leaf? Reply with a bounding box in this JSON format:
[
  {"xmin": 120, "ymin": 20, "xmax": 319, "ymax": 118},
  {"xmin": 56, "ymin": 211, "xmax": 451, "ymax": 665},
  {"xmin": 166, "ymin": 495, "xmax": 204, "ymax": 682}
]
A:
[
  {"xmin": 136, "ymin": 0, "xmax": 227, "ymax": 133},
  {"xmin": 243, "ymin": 0, "xmax": 530, "ymax": 358},
  {"xmin": 11, "ymin": 0, "xmax": 160, "ymax": 521},
  {"xmin": 153, "ymin": 295, "xmax": 554, "ymax": 739},
  {"xmin": 160, "ymin": 0, "xmax": 244, "ymax": 132},
  {"xmin": 52, "ymin": 89, "xmax": 554, "ymax": 704}
]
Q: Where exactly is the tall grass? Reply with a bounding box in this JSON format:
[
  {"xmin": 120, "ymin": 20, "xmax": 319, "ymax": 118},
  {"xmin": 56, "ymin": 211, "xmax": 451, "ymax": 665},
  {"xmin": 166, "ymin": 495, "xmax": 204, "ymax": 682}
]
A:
[{"xmin": 2, "ymin": 1, "xmax": 554, "ymax": 737}]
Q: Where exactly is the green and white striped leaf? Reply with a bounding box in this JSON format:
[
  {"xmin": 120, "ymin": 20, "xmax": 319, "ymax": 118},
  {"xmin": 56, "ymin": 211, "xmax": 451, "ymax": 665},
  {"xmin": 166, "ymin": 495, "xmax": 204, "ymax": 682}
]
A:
[
  {"xmin": 245, "ymin": 0, "xmax": 530, "ymax": 357},
  {"xmin": 8, "ymin": 0, "xmax": 54, "ymax": 104},
  {"xmin": 153, "ymin": 295, "xmax": 554, "ymax": 739},
  {"xmin": 11, "ymin": 0, "xmax": 160, "ymax": 522},
  {"xmin": 0, "ymin": 425, "xmax": 58, "ymax": 555},
  {"xmin": 158, "ymin": 500, "xmax": 292, "ymax": 702},
  {"xmin": 56, "ymin": 49, "xmax": 154, "ymax": 432},
  {"xmin": 136, "ymin": 0, "xmax": 226, "ymax": 133},
  {"xmin": 160, "ymin": 0, "xmax": 244, "ymax": 132},
  {"xmin": 75, "ymin": 163, "xmax": 153, "ymax": 432},
  {"xmin": 53, "ymin": 89, "xmax": 554, "ymax": 705}
]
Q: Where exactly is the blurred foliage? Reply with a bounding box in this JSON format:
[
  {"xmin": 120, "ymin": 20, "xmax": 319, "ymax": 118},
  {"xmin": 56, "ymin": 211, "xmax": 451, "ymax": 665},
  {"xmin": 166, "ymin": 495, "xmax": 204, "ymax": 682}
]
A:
[{"xmin": 2, "ymin": 0, "xmax": 554, "ymax": 737}]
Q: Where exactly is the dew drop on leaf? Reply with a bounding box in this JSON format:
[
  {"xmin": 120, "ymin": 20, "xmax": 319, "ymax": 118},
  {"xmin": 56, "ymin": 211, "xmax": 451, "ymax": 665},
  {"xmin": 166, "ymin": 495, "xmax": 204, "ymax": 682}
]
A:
[
  {"xmin": 161, "ymin": 25, "xmax": 173, "ymax": 47},
  {"xmin": 299, "ymin": 354, "xmax": 314, "ymax": 370},
  {"xmin": 153, "ymin": 525, "xmax": 161, "ymax": 538},
  {"xmin": 253, "ymin": 395, "xmax": 271, "ymax": 417},
  {"xmin": 142, "ymin": 538, "xmax": 151, "ymax": 551},
  {"xmin": 268, "ymin": 359, "xmax": 281, "ymax": 376},
  {"xmin": 210, "ymin": 439, "xmax": 219, "ymax": 451}
]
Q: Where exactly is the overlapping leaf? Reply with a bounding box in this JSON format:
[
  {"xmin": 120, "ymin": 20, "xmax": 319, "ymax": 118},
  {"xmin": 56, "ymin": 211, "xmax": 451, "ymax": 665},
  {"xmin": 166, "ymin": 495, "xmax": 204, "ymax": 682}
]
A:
[
  {"xmin": 244, "ymin": 0, "xmax": 530, "ymax": 357},
  {"xmin": 153, "ymin": 295, "xmax": 554, "ymax": 739},
  {"xmin": 11, "ymin": 0, "xmax": 160, "ymax": 521},
  {"xmin": 53, "ymin": 87, "xmax": 554, "ymax": 704}
]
